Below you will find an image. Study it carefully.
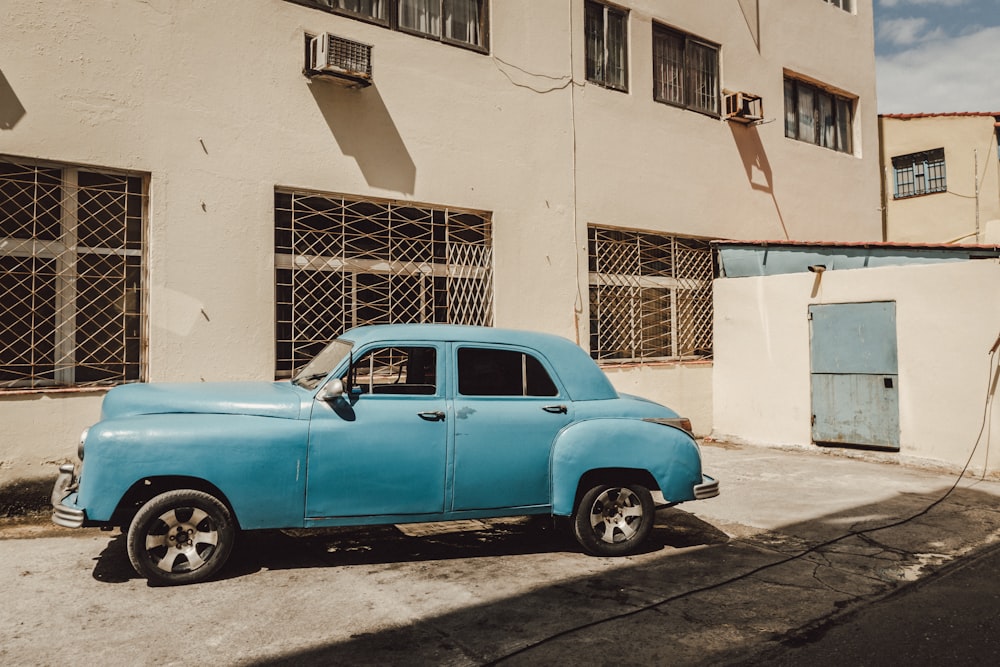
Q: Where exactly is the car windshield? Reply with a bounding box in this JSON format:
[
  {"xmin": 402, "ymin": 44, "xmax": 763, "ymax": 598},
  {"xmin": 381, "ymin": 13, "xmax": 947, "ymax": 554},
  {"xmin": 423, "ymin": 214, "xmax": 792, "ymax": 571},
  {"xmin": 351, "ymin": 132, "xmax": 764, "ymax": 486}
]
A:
[{"xmin": 291, "ymin": 339, "xmax": 354, "ymax": 390}]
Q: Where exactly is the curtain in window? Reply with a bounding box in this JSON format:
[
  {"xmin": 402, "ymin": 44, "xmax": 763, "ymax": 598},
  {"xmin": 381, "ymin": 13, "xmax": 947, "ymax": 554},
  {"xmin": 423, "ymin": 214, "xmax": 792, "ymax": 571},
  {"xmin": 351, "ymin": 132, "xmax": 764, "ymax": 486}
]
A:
[
  {"xmin": 444, "ymin": 0, "xmax": 481, "ymax": 46},
  {"xmin": 688, "ymin": 41, "xmax": 718, "ymax": 113},
  {"xmin": 333, "ymin": 0, "xmax": 387, "ymax": 18},
  {"xmin": 399, "ymin": 0, "xmax": 441, "ymax": 37},
  {"xmin": 784, "ymin": 79, "xmax": 797, "ymax": 138},
  {"xmin": 584, "ymin": 3, "xmax": 604, "ymax": 83},
  {"xmin": 818, "ymin": 93, "xmax": 835, "ymax": 148},
  {"xmin": 797, "ymin": 87, "xmax": 816, "ymax": 144},
  {"xmin": 835, "ymin": 98, "xmax": 852, "ymax": 153},
  {"xmin": 605, "ymin": 9, "xmax": 627, "ymax": 89},
  {"xmin": 653, "ymin": 30, "xmax": 683, "ymax": 104}
]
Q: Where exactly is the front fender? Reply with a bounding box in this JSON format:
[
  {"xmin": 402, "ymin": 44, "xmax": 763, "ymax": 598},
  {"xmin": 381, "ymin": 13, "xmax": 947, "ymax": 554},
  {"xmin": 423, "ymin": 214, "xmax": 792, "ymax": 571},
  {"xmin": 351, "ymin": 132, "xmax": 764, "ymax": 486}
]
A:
[
  {"xmin": 75, "ymin": 413, "xmax": 309, "ymax": 528},
  {"xmin": 550, "ymin": 418, "xmax": 704, "ymax": 516}
]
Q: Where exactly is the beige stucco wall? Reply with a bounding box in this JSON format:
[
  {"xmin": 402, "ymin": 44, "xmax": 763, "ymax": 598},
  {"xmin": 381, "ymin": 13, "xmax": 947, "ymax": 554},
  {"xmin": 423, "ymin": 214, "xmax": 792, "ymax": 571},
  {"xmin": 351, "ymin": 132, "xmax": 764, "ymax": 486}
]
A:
[
  {"xmin": 880, "ymin": 115, "xmax": 1000, "ymax": 243},
  {"xmin": 712, "ymin": 260, "xmax": 1000, "ymax": 475},
  {"xmin": 1, "ymin": 0, "xmax": 879, "ymax": 486}
]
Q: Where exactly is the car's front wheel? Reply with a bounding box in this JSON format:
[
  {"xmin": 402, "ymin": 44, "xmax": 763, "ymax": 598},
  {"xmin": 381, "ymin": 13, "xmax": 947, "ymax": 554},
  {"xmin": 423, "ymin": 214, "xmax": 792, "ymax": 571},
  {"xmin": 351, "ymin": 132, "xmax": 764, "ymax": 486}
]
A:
[
  {"xmin": 572, "ymin": 483, "xmax": 654, "ymax": 556},
  {"xmin": 126, "ymin": 489, "xmax": 236, "ymax": 586}
]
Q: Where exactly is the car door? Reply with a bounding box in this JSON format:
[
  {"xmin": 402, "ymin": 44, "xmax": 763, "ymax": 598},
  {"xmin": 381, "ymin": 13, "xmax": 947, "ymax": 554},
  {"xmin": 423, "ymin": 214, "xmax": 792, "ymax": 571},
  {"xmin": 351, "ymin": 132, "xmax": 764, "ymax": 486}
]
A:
[
  {"xmin": 305, "ymin": 343, "xmax": 448, "ymax": 519},
  {"xmin": 450, "ymin": 344, "xmax": 574, "ymax": 511}
]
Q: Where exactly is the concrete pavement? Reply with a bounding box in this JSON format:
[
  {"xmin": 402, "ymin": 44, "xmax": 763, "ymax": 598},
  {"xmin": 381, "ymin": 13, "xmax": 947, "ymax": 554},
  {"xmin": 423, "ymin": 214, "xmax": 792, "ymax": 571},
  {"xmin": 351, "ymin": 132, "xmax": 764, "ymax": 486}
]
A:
[{"xmin": 2, "ymin": 441, "xmax": 999, "ymax": 665}]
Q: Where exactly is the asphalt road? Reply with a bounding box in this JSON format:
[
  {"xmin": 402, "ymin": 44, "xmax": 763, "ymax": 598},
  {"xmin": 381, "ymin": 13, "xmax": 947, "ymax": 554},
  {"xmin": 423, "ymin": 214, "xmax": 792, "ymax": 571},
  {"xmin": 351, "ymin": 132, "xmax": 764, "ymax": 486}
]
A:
[
  {"xmin": 4, "ymin": 442, "xmax": 1000, "ymax": 666},
  {"xmin": 743, "ymin": 540, "xmax": 1000, "ymax": 666}
]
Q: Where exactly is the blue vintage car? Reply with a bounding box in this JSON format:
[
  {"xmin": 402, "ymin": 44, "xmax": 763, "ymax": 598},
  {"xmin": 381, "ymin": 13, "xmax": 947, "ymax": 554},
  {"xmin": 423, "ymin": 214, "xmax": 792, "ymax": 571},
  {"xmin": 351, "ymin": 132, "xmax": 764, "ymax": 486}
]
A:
[{"xmin": 52, "ymin": 324, "xmax": 718, "ymax": 585}]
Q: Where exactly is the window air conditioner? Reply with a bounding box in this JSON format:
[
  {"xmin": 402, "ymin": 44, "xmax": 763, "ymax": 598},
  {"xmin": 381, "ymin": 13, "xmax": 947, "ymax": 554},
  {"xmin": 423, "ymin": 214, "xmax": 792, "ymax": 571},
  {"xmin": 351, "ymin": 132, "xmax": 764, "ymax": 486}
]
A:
[
  {"xmin": 724, "ymin": 91, "xmax": 763, "ymax": 124},
  {"xmin": 307, "ymin": 33, "xmax": 373, "ymax": 87}
]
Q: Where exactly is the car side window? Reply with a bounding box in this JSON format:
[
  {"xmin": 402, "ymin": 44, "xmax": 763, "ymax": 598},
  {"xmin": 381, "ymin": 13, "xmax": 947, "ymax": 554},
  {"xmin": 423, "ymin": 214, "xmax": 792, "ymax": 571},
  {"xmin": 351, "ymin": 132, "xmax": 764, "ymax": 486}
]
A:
[
  {"xmin": 457, "ymin": 347, "xmax": 558, "ymax": 397},
  {"xmin": 347, "ymin": 346, "xmax": 437, "ymax": 395}
]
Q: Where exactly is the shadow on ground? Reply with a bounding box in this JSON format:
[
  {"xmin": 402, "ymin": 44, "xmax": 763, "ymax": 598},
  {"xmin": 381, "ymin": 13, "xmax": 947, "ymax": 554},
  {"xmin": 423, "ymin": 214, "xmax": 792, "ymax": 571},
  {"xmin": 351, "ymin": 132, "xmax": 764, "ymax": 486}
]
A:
[{"xmin": 90, "ymin": 508, "xmax": 729, "ymax": 585}]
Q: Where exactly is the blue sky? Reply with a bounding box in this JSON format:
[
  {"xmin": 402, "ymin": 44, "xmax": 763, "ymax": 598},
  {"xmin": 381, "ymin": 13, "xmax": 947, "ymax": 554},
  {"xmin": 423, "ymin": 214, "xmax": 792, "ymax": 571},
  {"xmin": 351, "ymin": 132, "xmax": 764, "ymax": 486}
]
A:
[{"xmin": 874, "ymin": 0, "xmax": 1000, "ymax": 113}]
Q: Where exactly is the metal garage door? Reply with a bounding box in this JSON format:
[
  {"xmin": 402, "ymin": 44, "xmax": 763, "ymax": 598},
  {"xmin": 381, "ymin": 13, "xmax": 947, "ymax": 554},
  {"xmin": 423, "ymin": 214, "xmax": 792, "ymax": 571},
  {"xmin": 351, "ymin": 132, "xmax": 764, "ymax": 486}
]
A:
[{"xmin": 809, "ymin": 302, "xmax": 900, "ymax": 450}]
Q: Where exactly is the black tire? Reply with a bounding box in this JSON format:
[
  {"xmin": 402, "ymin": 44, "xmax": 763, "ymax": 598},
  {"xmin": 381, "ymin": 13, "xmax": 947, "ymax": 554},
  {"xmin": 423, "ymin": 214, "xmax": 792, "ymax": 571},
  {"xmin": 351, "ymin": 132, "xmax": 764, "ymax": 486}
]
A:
[
  {"xmin": 572, "ymin": 483, "xmax": 654, "ymax": 557},
  {"xmin": 126, "ymin": 489, "xmax": 236, "ymax": 586}
]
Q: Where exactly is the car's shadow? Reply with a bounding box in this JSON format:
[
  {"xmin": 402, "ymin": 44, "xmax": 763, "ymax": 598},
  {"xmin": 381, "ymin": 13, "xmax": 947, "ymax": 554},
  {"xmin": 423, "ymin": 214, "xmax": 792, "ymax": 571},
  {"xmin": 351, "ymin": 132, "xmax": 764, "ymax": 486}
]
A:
[{"xmin": 92, "ymin": 508, "xmax": 729, "ymax": 584}]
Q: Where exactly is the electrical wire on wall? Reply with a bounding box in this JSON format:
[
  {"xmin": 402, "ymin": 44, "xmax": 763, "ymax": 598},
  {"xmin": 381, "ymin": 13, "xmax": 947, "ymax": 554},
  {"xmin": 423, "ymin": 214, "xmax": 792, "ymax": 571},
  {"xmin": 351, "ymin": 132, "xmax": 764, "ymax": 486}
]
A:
[
  {"xmin": 486, "ymin": 0, "xmax": 587, "ymax": 345},
  {"xmin": 484, "ymin": 335, "xmax": 1000, "ymax": 666}
]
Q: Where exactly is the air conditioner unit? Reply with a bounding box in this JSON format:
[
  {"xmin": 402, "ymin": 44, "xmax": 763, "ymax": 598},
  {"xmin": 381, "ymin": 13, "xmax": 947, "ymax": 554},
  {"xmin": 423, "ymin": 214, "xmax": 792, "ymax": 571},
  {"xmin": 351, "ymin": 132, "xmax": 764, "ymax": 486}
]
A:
[
  {"xmin": 307, "ymin": 33, "xmax": 373, "ymax": 87},
  {"xmin": 724, "ymin": 91, "xmax": 763, "ymax": 124}
]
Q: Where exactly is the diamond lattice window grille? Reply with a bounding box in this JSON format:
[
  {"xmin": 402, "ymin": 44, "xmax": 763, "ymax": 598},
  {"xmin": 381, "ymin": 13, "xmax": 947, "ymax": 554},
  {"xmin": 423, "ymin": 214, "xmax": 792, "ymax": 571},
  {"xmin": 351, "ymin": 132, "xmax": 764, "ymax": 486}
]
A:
[
  {"xmin": 275, "ymin": 190, "xmax": 493, "ymax": 378},
  {"xmin": 588, "ymin": 226, "xmax": 713, "ymax": 362},
  {"xmin": 0, "ymin": 157, "xmax": 146, "ymax": 390}
]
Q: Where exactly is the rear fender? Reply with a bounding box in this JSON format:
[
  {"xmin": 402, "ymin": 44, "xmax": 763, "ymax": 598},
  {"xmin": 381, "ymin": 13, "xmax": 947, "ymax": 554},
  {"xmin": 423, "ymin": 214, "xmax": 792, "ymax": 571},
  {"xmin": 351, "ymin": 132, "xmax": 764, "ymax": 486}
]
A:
[{"xmin": 550, "ymin": 418, "xmax": 704, "ymax": 516}]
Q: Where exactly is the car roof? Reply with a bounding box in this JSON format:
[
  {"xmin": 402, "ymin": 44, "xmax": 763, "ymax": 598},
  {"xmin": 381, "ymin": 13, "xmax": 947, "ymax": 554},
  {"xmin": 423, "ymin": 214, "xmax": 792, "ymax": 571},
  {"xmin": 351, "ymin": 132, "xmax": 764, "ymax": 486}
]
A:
[{"xmin": 340, "ymin": 324, "xmax": 619, "ymax": 401}]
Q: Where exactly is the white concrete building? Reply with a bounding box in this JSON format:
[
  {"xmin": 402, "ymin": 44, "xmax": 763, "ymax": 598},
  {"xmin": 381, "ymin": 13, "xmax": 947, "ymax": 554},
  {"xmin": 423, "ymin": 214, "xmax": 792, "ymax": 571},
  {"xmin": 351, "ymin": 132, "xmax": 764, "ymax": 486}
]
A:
[{"xmin": 0, "ymin": 0, "xmax": 880, "ymax": 494}]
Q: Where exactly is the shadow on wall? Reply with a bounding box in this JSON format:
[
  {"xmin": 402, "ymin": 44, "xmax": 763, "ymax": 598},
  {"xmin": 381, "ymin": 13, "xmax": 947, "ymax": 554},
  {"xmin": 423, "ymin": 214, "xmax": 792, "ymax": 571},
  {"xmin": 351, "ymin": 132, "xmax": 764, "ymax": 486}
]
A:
[
  {"xmin": 729, "ymin": 121, "xmax": 789, "ymax": 240},
  {"xmin": 308, "ymin": 80, "xmax": 416, "ymax": 195},
  {"xmin": 0, "ymin": 69, "xmax": 27, "ymax": 130}
]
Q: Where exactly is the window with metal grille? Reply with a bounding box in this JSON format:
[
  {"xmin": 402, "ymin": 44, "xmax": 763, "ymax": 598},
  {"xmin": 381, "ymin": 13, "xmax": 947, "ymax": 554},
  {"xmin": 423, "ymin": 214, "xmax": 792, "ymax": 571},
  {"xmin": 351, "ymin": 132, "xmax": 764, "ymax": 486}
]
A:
[
  {"xmin": 0, "ymin": 157, "xmax": 145, "ymax": 390},
  {"xmin": 822, "ymin": 0, "xmax": 853, "ymax": 13},
  {"xmin": 289, "ymin": 0, "xmax": 489, "ymax": 51},
  {"xmin": 783, "ymin": 76, "xmax": 854, "ymax": 154},
  {"xmin": 588, "ymin": 227, "xmax": 713, "ymax": 362},
  {"xmin": 652, "ymin": 24, "xmax": 719, "ymax": 116},
  {"xmin": 585, "ymin": 1, "xmax": 628, "ymax": 92},
  {"xmin": 274, "ymin": 190, "xmax": 493, "ymax": 378},
  {"xmin": 891, "ymin": 148, "xmax": 946, "ymax": 199}
]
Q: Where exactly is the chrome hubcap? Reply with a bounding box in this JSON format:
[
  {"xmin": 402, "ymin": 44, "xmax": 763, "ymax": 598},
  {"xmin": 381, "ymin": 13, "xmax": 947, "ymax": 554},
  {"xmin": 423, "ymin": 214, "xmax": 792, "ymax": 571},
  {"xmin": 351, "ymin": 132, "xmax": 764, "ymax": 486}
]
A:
[
  {"xmin": 144, "ymin": 507, "xmax": 219, "ymax": 573},
  {"xmin": 588, "ymin": 487, "xmax": 643, "ymax": 544}
]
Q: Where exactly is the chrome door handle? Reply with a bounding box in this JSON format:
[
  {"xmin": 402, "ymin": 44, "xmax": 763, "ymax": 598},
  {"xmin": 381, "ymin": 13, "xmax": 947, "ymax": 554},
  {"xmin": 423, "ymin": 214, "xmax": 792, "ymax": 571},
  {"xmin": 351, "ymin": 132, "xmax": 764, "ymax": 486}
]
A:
[
  {"xmin": 542, "ymin": 405, "xmax": 567, "ymax": 414},
  {"xmin": 418, "ymin": 411, "xmax": 446, "ymax": 421}
]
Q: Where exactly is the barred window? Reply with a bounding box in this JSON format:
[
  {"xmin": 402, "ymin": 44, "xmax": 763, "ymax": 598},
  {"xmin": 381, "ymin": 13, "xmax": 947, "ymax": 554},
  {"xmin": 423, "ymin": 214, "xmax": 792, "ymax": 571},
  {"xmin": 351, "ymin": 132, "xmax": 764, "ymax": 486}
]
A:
[
  {"xmin": 784, "ymin": 76, "xmax": 854, "ymax": 154},
  {"xmin": 588, "ymin": 227, "xmax": 713, "ymax": 362},
  {"xmin": 653, "ymin": 24, "xmax": 720, "ymax": 116},
  {"xmin": 822, "ymin": 0, "xmax": 853, "ymax": 12},
  {"xmin": 0, "ymin": 157, "xmax": 145, "ymax": 390},
  {"xmin": 290, "ymin": 0, "xmax": 489, "ymax": 51},
  {"xmin": 585, "ymin": 0, "xmax": 628, "ymax": 92},
  {"xmin": 275, "ymin": 190, "xmax": 493, "ymax": 378},
  {"xmin": 892, "ymin": 148, "xmax": 946, "ymax": 199}
]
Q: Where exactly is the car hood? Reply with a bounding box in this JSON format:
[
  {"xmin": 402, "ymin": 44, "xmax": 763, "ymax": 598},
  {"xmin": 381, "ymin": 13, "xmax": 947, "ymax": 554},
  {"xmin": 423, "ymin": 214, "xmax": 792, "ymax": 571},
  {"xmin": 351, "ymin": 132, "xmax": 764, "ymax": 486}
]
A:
[{"xmin": 100, "ymin": 382, "xmax": 306, "ymax": 421}]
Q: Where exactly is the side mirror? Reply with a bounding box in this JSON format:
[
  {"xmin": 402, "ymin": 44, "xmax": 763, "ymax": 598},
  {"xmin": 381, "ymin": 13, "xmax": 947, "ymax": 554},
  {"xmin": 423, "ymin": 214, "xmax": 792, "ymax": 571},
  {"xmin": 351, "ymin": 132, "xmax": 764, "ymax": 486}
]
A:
[{"xmin": 316, "ymin": 378, "xmax": 345, "ymax": 402}]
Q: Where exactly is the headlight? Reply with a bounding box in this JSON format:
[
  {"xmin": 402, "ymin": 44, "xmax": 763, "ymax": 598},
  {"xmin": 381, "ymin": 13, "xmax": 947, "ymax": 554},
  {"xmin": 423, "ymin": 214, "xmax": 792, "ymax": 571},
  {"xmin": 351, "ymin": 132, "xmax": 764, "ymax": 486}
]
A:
[{"xmin": 78, "ymin": 427, "xmax": 89, "ymax": 461}]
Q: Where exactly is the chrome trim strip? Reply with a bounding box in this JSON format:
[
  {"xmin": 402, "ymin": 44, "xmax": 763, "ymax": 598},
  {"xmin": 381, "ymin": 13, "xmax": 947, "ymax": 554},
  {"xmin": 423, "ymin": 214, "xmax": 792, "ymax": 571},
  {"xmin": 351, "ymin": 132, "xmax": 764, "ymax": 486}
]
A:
[
  {"xmin": 693, "ymin": 474, "xmax": 720, "ymax": 500},
  {"xmin": 52, "ymin": 504, "xmax": 85, "ymax": 529}
]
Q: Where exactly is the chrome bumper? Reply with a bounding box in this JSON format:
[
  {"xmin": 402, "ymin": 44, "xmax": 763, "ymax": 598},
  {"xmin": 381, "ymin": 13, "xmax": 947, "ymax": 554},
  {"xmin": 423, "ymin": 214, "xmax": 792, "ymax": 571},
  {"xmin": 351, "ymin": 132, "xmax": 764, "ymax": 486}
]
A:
[
  {"xmin": 51, "ymin": 464, "xmax": 85, "ymax": 528},
  {"xmin": 693, "ymin": 474, "xmax": 719, "ymax": 500}
]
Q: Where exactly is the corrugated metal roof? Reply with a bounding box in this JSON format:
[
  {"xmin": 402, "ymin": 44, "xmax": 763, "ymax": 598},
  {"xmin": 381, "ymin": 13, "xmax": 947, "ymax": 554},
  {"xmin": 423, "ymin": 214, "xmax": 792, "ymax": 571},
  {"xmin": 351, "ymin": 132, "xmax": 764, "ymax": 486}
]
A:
[
  {"xmin": 711, "ymin": 239, "xmax": 1000, "ymax": 251},
  {"xmin": 712, "ymin": 240, "xmax": 1000, "ymax": 278},
  {"xmin": 880, "ymin": 112, "xmax": 1000, "ymax": 119}
]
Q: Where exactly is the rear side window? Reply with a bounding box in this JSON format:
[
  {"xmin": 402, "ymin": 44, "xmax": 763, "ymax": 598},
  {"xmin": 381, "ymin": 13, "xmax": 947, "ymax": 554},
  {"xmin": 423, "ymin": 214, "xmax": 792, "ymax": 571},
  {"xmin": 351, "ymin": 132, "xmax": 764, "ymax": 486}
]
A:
[{"xmin": 458, "ymin": 348, "xmax": 558, "ymax": 397}]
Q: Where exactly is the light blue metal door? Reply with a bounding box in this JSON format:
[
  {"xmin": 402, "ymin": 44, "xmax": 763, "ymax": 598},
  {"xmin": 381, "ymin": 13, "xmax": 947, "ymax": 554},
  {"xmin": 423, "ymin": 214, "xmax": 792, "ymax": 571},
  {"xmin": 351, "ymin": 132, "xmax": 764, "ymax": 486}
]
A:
[{"xmin": 809, "ymin": 302, "xmax": 900, "ymax": 450}]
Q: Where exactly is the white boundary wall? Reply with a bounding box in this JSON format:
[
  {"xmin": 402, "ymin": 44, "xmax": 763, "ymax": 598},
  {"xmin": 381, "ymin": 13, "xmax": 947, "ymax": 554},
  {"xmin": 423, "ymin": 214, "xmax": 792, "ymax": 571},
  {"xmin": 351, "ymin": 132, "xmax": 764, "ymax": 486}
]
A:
[{"xmin": 712, "ymin": 259, "xmax": 1000, "ymax": 475}]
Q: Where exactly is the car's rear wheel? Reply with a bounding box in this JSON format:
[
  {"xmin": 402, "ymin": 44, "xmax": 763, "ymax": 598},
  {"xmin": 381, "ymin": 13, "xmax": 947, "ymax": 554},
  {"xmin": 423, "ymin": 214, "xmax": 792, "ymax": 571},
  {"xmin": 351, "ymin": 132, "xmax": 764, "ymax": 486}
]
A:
[
  {"xmin": 126, "ymin": 489, "xmax": 236, "ymax": 586},
  {"xmin": 573, "ymin": 483, "xmax": 654, "ymax": 556}
]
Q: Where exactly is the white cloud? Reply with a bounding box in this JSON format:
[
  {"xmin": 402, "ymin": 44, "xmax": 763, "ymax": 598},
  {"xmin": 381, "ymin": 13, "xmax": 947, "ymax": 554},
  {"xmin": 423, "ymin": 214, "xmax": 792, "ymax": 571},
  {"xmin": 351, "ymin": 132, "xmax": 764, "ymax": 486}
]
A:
[
  {"xmin": 876, "ymin": 25, "xmax": 1000, "ymax": 112},
  {"xmin": 879, "ymin": 0, "xmax": 968, "ymax": 7},
  {"xmin": 878, "ymin": 17, "xmax": 933, "ymax": 45}
]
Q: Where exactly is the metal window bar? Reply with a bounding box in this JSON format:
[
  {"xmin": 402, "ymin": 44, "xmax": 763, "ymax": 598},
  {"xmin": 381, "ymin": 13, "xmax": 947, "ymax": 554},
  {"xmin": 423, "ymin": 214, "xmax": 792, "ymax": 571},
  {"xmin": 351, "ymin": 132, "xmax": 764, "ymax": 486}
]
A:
[
  {"xmin": 588, "ymin": 226, "xmax": 712, "ymax": 362},
  {"xmin": 0, "ymin": 158, "xmax": 146, "ymax": 390},
  {"xmin": 892, "ymin": 148, "xmax": 946, "ymax": 199},
  {"xmin": 274, "ymin": 190, "xmax": 493, "ymax": 378},
  {"xmin": 585, "ymin": 1, "xmax": 628, "ymax": 91}
]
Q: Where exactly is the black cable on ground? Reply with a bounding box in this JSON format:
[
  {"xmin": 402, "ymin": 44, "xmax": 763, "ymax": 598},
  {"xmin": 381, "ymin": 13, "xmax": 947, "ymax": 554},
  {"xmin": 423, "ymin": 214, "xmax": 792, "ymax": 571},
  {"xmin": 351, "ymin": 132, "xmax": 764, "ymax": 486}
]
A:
[{"xmin": 485, "ymin": 344, "xmax": 1000, "ymax": 666}]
